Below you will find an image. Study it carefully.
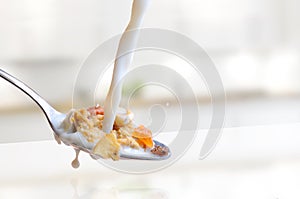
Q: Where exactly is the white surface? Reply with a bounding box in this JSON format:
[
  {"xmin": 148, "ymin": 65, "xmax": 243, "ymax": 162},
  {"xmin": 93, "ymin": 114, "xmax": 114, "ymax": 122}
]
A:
[{"xmin": 1, "ymin": 123, "xmax": 300, "ymax": 198}]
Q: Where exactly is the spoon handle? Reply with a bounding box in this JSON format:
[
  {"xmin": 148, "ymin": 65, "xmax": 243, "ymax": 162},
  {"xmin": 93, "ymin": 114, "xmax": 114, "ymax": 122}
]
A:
[{"xmin": 0, "ymin": 69, "xmax": 61, "ymax": 129}]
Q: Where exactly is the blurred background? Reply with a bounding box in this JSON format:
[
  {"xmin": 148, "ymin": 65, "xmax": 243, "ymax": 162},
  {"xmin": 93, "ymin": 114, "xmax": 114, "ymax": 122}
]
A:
[{"xmin": 0, "ymin": 0, "xmax": 300, "ymax": 198}]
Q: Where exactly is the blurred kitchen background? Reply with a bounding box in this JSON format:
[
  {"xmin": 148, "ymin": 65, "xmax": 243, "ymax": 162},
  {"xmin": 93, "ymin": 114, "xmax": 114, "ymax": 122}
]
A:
[{"xmin": 1, "ymin": 0, "xmax": 300, "ymax": 198}]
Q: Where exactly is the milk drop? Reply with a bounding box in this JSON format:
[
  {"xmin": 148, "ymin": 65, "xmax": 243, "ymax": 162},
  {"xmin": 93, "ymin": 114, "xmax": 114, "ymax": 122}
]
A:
[{"xmin": 71, "ymin": 148, "xmax": 80, "ymax": 169}]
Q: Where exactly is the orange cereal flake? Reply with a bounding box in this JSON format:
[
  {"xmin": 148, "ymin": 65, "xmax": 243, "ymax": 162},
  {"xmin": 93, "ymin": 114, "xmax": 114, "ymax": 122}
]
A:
[{"xmin": 132, "ymin": 125, "xmax": 153, "ymax": 148}]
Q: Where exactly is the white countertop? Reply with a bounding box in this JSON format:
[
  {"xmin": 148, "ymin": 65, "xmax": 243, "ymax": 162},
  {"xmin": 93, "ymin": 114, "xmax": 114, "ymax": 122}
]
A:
[{"xmin": 1, "ymin": 122, "xmax": 300, "ymax": 199}]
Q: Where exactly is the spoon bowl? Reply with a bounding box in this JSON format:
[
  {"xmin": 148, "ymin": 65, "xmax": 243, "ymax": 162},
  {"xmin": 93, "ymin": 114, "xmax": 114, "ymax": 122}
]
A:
[{"xmin": 0, "ymin": 69, "xmax": 171, "ymax": 161}]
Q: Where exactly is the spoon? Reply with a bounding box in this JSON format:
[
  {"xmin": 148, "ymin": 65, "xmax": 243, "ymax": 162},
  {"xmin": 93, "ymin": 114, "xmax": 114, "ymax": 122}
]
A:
[{"xmin": 0, "ymin": 69, "xmax": 171, "ymax": 161}]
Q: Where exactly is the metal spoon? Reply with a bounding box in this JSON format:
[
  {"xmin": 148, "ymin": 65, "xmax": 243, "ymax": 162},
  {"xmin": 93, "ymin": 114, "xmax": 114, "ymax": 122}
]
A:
[{"xmin": 0, "ymin": 69, "xmax": 171, "ymax": 161}]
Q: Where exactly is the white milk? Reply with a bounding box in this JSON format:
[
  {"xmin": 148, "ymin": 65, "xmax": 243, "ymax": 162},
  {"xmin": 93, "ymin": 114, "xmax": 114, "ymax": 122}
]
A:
[
  {"xmin": 102, "ymin": 0, "xmax": 151, "ymax": 133},
  {"xmin": 58, "ymin": 0, "xmax": 151, "ymax": 168}
]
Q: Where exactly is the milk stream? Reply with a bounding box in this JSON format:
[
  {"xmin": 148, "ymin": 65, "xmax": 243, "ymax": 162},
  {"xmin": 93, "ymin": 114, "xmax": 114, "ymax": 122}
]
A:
[
  {"xmin": 102, "ymin": 0, "xmax": 151, "ymax": 133},
  {"xmin": 60, "ymin": 0, "xmax": 151, "ymax": 168}
]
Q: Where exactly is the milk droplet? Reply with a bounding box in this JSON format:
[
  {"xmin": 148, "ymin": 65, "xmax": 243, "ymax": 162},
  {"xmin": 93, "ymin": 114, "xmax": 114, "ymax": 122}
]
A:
[{"xmin": 71, "ymin": 149, "xmax": 80, "ymax": 169}]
